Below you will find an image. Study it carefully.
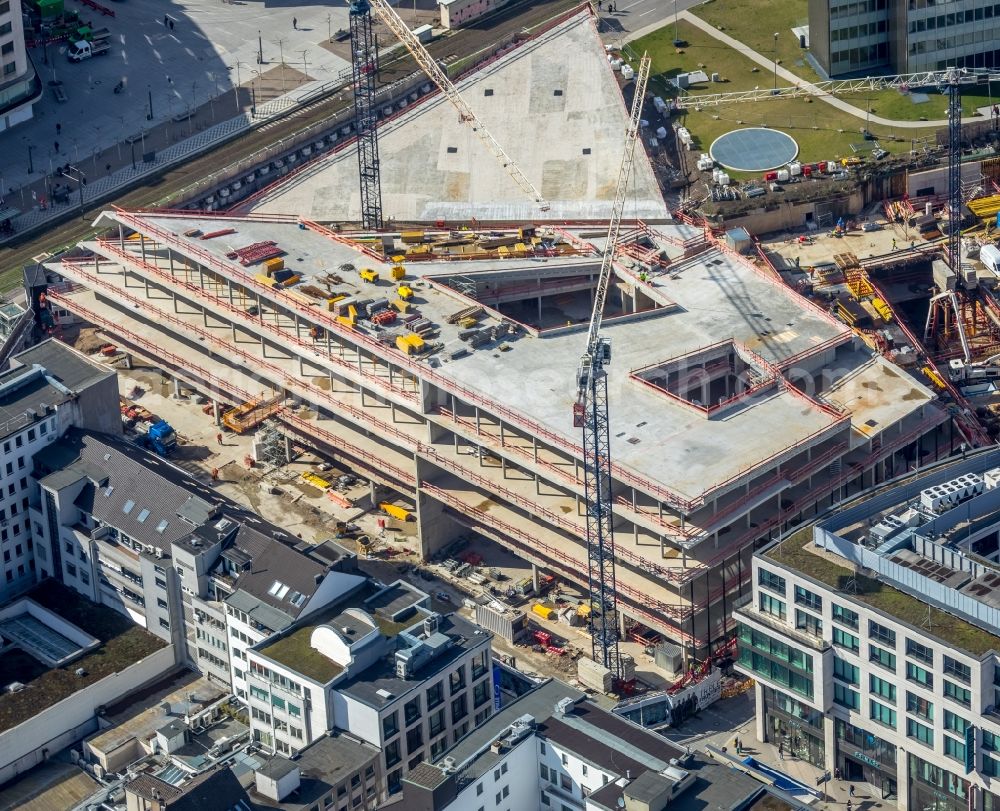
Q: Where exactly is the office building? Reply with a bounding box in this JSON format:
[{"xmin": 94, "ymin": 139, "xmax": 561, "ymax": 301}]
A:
[
  {"xmin": 0, "ymin": 0, "xmax": 41, "ymax": 132},
  {"xmin": 810, "ymin": 0, "xmax": 1000, "ymax": 77},
  {"xmin": 0, "ymin": 339, "xmax": 120, "ymax": 601},
  {"xmin": 736, "ymin": 449, "xmax": 1000, "ymax": 811}
]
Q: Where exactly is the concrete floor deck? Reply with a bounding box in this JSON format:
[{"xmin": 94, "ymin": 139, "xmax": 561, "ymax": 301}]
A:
[
  {"xmin": 248, "ymin": 12, "xmax": 669, "ymax": 222},
  {"xmin": 82, "ymin": 213, "xmax": 938, "ymax": 506}
]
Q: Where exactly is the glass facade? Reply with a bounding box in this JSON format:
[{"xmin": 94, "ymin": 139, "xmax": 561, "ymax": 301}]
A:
[
  {"xmin": 761, "ymin": 686, "xmax": 825, "ymax": 768},
  {"xmin": 836, "ymin": 719, "xmax": 897, "ymax": 800},
  {"xmin": 908, "ymin": 753, "xmax": 967, "ymax": 811},
  {"xmin": 737, "ymin": 623, "xmax": 813, "ymax": 698}
]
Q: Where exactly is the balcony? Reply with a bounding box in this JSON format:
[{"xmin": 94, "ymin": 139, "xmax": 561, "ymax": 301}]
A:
[{"xmin": 734, "ymin": 594, "xmax": 829, "ymax": 652}]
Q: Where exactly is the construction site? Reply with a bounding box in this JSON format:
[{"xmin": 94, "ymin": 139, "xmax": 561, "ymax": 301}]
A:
[{"xmin": 18, "ymin": 2, "xmax": 982, "ymax": 681}]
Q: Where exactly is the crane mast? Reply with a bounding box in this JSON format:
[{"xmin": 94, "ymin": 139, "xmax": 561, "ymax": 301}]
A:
[
  {"xmin": 572, "ymin": 55, "xmax": 651, "ymax": 676},
  {"xmin": 349, "ymin": 0, "xmax": 384, "ymax": 231},
  {"xmin": 348, "ymin": 0, "xmax": 549, "ymax": 225}
]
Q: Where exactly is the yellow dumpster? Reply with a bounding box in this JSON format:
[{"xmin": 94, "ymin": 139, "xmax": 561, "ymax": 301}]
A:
[
  {"xmin": 379, "ymin": 502, "xmax": 412, "ymax": 521},
  {"xmin": 532, "ymin": 602, "xmax": 555, "ymax": 620}
]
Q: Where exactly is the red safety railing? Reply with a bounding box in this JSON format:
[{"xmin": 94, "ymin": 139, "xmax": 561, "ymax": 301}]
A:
[{"xmin": 90, "ymin": 239, "xmax": 418, "ymax": 402}]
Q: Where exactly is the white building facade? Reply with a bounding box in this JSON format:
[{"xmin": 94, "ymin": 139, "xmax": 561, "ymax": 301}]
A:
[
  {"xmin": 0, "ymin": 0, "xmax": 40, "ymax": 131},
  {"xmin": 738, "ymin": 520, "xmax": 1000, "ymax": 811}
]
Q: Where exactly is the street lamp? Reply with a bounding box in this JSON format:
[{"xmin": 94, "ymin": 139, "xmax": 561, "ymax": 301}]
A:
[
  {"xmin": 27, "ymin": 144, "xmax": 34, "ymax": 174},
  {"xmin": 234, "ymin": 61, "xmax": 246, "ymax": 114},
  {"xmin": 773, "ymin": 32, "xmax": 779, "ymax": 91},
  {"xmin": 257, "ymin": 30, "xmax": 264, "ymax": 64},
  {"xmin": 300, "ymin": 49, "xmax": 310, "ymax": 78},
  {"xmin": 327, "ymin": 13, "xmax": 332, "ymax": 42},
  {"xmin": 672, "ymin": 0, "xmax": 679, "ymax": 45},
  {"xmin": 250, "ymin": 69, "xmax": 260, "ymax": 117},
  {"xmin": 147, "ymin": 84, "xmax": 154, "ymax": 120}
]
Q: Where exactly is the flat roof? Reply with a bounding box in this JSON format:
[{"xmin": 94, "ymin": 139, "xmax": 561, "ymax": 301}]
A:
[
  {"xmin": 0, "ymin": 581, "xmax": 166, "ymax": 734},
  {"xmin": 100, "ymin": 212, "xmax": 935, "ymax": 507},
  {"xmin": 764, "ymin": 526, "xmax": 1000, "ymax": 656},
  {"xmin": 11, "ymin": 339, "xmax": 114, "ymax": 393},
  {"xmin": 249, "ymin": 13, "xmax": 668, "ymax": 222}
]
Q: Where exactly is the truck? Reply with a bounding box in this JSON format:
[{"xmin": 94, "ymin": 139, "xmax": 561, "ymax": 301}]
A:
[
  {"xmin": 68, "ymin": 39, "xmax": 110, "ymax": 61},
  {"xmin": 74, "ymin": 25, "xmax": 110, "ymax": 41},
  {"xmin": 134, "ymin": 420, "xmax": 177, "ymax": 456}
]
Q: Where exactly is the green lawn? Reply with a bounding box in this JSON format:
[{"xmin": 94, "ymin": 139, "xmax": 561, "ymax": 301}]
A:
[
  {"xmin": 767, "ymin": 527, "xmax": 1000, "ymax": 656},
  {"xmin": 629, "ymin": 20, "xmax": 936, "ymax": 172},
  {"xmin": 690, "ymin": 0, "xmax": 1000, "ymax": 123}
]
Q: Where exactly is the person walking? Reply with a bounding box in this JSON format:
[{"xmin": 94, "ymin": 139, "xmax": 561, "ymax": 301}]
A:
[
  {"xmin": 849, "ymin": 785, "xmax": 855, "ymax": 799},
  {"xmin": 292, "ymin": 16, "xmax": 297, "ymax": 29},
  {"xmin": 54, "ymin": 141, "xmax": 59, "ymax": 153},
  {"xmin": 778, "ymin": 742, "xmax": 784, "ymax": 761},
  {"xmin": 55, "ymin": 123, "xmax": 61, "ymax": 135}
]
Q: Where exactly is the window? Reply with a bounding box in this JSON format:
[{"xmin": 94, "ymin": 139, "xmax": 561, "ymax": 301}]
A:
[
  {"xmin": 834, "ymin": 658, "xmax": 859, "ymax": 685},
  {"xmin": 473, "ymin": 679, "xmax": 490, "ymax": 708},
  {"xmin": 385, "ymin": 740, "xmax": 401, "ymax": 768},
  {"xmin": 382, "ymin": 712, "xmax": 399, "ymax": 739},
  {"xmin": 869, "ymin": 644, "xmax": 896, "ymax": 672},
  {"xmin": 833, "ymin": 628, "xmax": 860, "ymax": 653},
  {"xmin": 834, "ymin": 683, "xmax": 860, "ymax": 710},
  {"xmin": 758, "ymin": 593, "xmax": 786, "ymax": 620},
  {"xmin": 794, "ymin": 585, "xmax": 822, "ymax": 611},
  {"xmin": 795, "ymin": 610, "xmax": 823, "ymax": 636},
  {"xmin": 80, "ymin": 570, "xmax": 89, "ymax": 585},
  {"xmin": 870, "ymin": 675, "xmax": 896, "ymax": 702},
  {"xmin": 907, "ymin": 661, "xmax": 933, "ymax": 688},
  {"xmin": 868, "ymin": 621, "xmax": 896, "ymax": 647},
  {"xmin": 906, "ymin": 692, "xmax": 933, "ymax": 721},
  {"xmin": 758, "ymin": 568, "xmax": 786, "ymax": 595},
  {"xmin": 943, "ymin": 680, "xmax": 972, "ymax": 707},
  {"xmin": 944, "ymin": 736, "xmax": 967, "ymax": 763},
  {"xmin": 429, "ymin": 708, "xmax": 445, "ymax": 738},
  {"xmin": 452, "ymin": 693, "xmax": 468, "ymax": 723},
  {"xmin": 944, "ymin": 710, "xmax": 969, "ymax": 735},
  {"xmin": 943, "ymin": 656, "xmax": 971, "ymax": 684},
  {"xmin": 405, "ymin": 697, "xmax": 421, "ymax": 726},
  {"xmin": 907, "ymin": 718, "xmax": 934, "ymax": 747},
  {"xmin": 426, "ymin": 681, "xmax": 444, "ymax": 709},
  {"xmin": 450, "ymin": 666, "xmax": 466, "ymax": 693},
  {"xmin": 540, "ymin": 765, "xmax": 549, "ymax": 781},
  {"xmin": 560, "ymin": 774, "xmax": 571, "ymax": 791},
  {"xmin": 906, "ymin": 639, "xmax": 934, "ymax": 665},
  {"xmin": 869, "ymin": 699, "xmax": 896, "ymax": 728},
  {"xmin": 251, "ymin": 685, "xmax": 269, "ymax": 702}
]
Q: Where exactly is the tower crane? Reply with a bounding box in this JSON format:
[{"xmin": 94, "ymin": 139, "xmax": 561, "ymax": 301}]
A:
[
  {"xmin": 675, "ymin": 67, "xmax": 1000, "ymax": 271},
  {"xmin": 571, "ymin": 54, "xmax": 651, "ymax": 678},
  {"xmin": 348, "ymin": 0, "xmax": 548, "ymax": 231}
]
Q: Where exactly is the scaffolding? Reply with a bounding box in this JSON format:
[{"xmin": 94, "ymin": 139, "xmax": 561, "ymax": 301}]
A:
[
  {"xmin": 222, "ymin": 394, "xmax": 285, "ymax": 434},
  {"xmin": 253, "ymin": 425, "xmax": 289, "ymax": 467}
]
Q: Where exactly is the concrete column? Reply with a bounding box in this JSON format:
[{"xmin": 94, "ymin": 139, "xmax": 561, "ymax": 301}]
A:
[
  {"xmin": 172, "ymin": 291, "xmax": 179, "ymax": 313},
  {"xmin": 499, "ymin": 423, "xmax": 505, "ymax": 447},
  {"xmin": 140, "ymin": 235, "xmax": 147, "ymax": 266},
  {"xmin": 285, "ymin": 435, "xmax": 293, "ymax": 462},
  {"xmin": 753, "ymin": 683, "xmax": 766, "ymax": 743},
  {"xmin": 822, "ymin": 714, "xmax": 836, "ymax": 776},
  {"xmin": 213, "ymin": 399, "xmax": 221, "ymax": 425},
  {"xmin": 173, "ymin": 378, "xmax": 182, "ymax": 398},
  {"xmin": 895, "ymin": 745, "xmax": 909, "ymax": 811},
  {"xmin": 538, "ymin": 296, "xmax": 542, "ymax": 321},
  {"xmin": 168, "ymin": 247, "xmax": 175, "ymax": 277},
  {"xmin": 118, "ymin": 222, "xmax": 124, "ymax": 244},
  {"xmin": 531, "ymin": 563, "xmax": 540, "ymax": 594}
]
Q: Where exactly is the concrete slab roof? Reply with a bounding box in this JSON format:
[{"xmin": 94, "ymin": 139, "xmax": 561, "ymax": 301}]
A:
[
  {"xmin": 100, "ymin": 211, "xmax": 938, "ymax": 504},
  {"xmin": 247, "ymin": 13, "xmax": 668, "ymax": 222}
]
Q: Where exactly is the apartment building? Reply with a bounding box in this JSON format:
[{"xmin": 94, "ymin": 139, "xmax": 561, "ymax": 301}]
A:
[
  {"xmin": 0, "ymin": 339, "xmax": 119, "ymax": 601},
  {"xmin": 246, "ymin": 580, "xmax": 494, "ymax": 794},
  {"xmin": 30, "ymin": 424, "xmax": 365, "ymax": 676},
  {"xmin": 0, "ymin": 0, "xmax": 40, "ymax": 131},
  {"xmin": 401, "ymin": 678, "xmax": 777, "ymax": 811},
  {"xmin": 736, "ymin": 449, "xmax": 1000, "ymax": 811},
  {"xmin": 810, "ymin": 0, "xmax": 1000, "ymax": 77}
]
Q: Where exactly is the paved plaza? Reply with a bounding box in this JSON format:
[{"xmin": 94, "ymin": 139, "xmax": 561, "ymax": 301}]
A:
[{"xmin": 1, "ymin": 0, "xmax": 366, "ymax": 200}]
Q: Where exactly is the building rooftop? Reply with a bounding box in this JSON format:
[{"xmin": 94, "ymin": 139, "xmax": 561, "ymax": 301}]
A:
[
  {"xmin": 11, "ymin": 339, "xmax": 114, "ymax": 394},
  {"xmin": 0, "ymin": 581, "xmax": 166, "ymax": 734},
  {"xmin": 765, "ymin": 524, "xmax": 1000, "ymax": 656},
  {"xmin": 0, "ymin": 338, "xmax": 111, "ymax": 441},
  {"xmin": 249, "ymin": 732, "xmax": 381, "ymax": 811},
  {"xmin": 35, "ymin": 429, "xmax": 219, "ymax": 552},
  {"xmin": 249, "ymin": 13, "xmax": 668, "ymax": 222}
]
